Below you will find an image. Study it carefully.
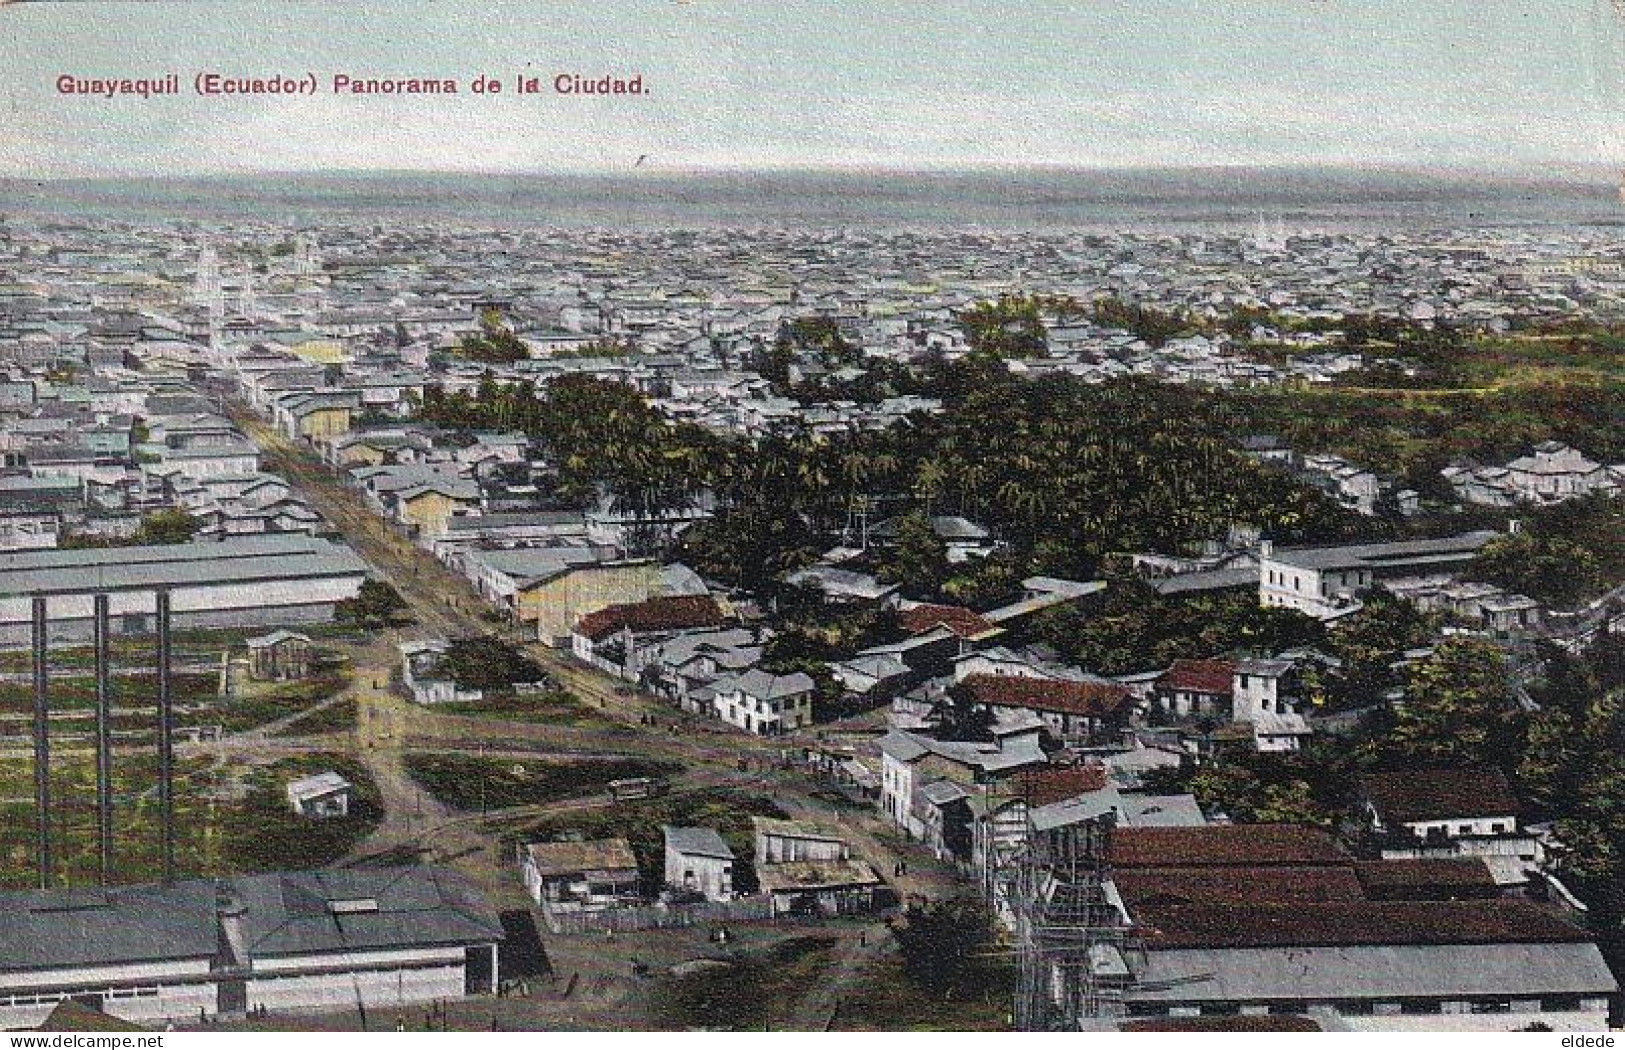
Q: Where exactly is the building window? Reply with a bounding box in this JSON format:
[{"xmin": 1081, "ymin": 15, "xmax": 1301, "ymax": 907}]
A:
[
  {"xmin": 1267, "ymin": 1002, "xmax": 1308, "ymax": 1015},
  {"xmin": 1126, "ymin": 1003, "xmax": 1168, "ymax": 1018},
  {"xmin": 1199, "ymin": 1003, "xmax": 1241, "ymax": 1016},
  {"xmin": 1540, "ymin": 995, "xmax": 1583, "ymax": 1012},
  {"xmin": 1469, "ymin": 1000, "xmax": 1512, "ymax": 1014},
  {"xmin": 1400, "ymin": 1000, "xmax": 1442, "ymax": 1015}
]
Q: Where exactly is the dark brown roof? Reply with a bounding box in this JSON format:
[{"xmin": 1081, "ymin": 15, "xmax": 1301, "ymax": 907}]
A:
[
  {"xmin": 960, "ymin": 673, "xmax": 1130, "ymax": 718},
  {"xmin": 1010, "ymin": 764, "xmax": 1109, "ymax": 807},
  {"xmin": 1357, "ymin": 767, "xmax": 1521, "ymax": 825},
  {"xmin": 1354, "ymin": 859, "xmax": 1500, "ymax": 900},
  {"xmin": 1123, "ymin": 1016, "xmax": 1322, "ymax": 1033},
  {"xmin": 1134, "ymin": 899, "xmax": 1593, "ymax": 950},
  {"xmin": 1159, "ymin": 658, "xmax": 1236, "ymax": 695},
  {"xmin": 1114, "ymin": 865, "xmax": 1364, "ymax": 908},
  {"xmin": 899, "ymin": 603, "xmax": 999, "ymax": 639},
  {"xmin": 575, "ymin": 595, "xmax": 727, "ymax": 642},
  {"xmin": 1110, "ymin": 825, "xmax": 1349, "ymax": 869}
]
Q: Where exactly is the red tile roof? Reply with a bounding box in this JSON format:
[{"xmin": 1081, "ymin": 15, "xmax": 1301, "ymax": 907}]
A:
[
  {"xmin": 1159, "ymin": 658, "xmax": 1236, "ymax": 696},
  {"xmin": 959, "ymin": 673, "xmax": 1130, "ymax": 718},
  {"xmin": 1357, "ymin": 767, "xmax": 1521, "ymax": 825},
  {"xmin": 1123, "ymin": 1016, "xmax": 1322, "ymax": 1033},
  {"xmin": 1133, "ymin": 900, "xmax": 1593, "ymax": 950},
  {"xmin": 1114, "ymin": 865, "xmax": 1365, "ymax": 908},
  {"xmin": 574, "ymin": 596, "xmax": 727, "ymax": 642},
  {"xmin": 1354, "ymin": 859, "xmax": 1499, "ymax": 900},
  {"xmin": 1110, "ymin": 825, "xmax": 1348, "ymax": 869},
  {"xmin": 1010, "ymin": 764, "xmax": 1110, "ymax": 807},
  {"xmin": 898, "ymin": 603, "xmax": 998, "ymax": 639}
]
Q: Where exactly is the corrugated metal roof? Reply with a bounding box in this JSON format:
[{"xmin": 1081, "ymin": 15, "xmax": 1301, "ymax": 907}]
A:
[{"xmin": 0, "ymin": 880, "xmax": 219, "ymax": 972}]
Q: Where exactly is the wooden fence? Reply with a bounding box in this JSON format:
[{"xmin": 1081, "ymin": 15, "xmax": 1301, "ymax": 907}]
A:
[{"xmin": 542, "ymin": 895, "xmax": 775, "ymax": 935}]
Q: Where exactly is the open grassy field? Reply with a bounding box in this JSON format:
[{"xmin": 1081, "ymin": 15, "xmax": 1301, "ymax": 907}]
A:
[
  {"xmin": 647, "ymin": 935, "xmax": 840, "ymax": 1030},
  {"xmin": 434, "ymin": 688, "xmax": 611, "ymax": 727},
  {"xmin": 210, "ymin": 671, "xmax": 353, "ymax": 733},
  {"xmin": 403, "ymin": 753, "xmax": 680, "ymax": 812},
  {"xmin": 270, "ymin": 696, "xmax": 360, "ymax": 737},
  {"xmin": 831, "ymin": 954, "xmax": 1012, "ymax": 1031},
  {"xmin": 0, "ymin": 671, "xmax": 217, "ymax": 715},
  {"xmin": 0, "ymin": 750, "xmax": 380, "ymax": 888}
]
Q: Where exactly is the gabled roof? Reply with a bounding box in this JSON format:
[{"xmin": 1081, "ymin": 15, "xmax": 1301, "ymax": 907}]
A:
[
  {"xmin": 1115, "ymin": 865, "xmax": 1365, "ymax": 909},
  {"xmin": 1134, "ymin": 899, "xmax": 1595, "ymax": 950},
  {"xmin": 662, "ymin": 825, "xmax": 734, "ymax": 860},
  {"xmin": 231, "ymin": 866, "xmax": 503, "ymax": 957},
  {"xmin": 1357, "ymin": 767, "xmax": 1521, "ymax": 824},
  {"xmin": 575, "ymin": 595, "xmax": 727, "ymax": 641},
  {"xmin": 725, "ymin": 668, "xmax": 815, "ymax": 700},
  {"xmin": 0, "ymin": 880, "xmax": 219, "ymax": 971},
  {"xmin": 899, "ymin": 603, "xmax": 999, "ymax": 639},
  {"xmin": 1159, "ymin": 658, "xmax": 1235, "ymax": 696},
  {"xmin": 1110, "ymin": 825, "xmax": 1348, "ymax": 869},
  {"xmin": 960, "ymin": 672, "xmax": 1131, "ymax": 718}
]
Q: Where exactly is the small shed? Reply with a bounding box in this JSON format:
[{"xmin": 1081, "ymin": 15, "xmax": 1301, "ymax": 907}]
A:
[
  {"xmin": 246, "ymin": 630, "xmax": 314, "ymax": 681},
  {"xmin": 662, "ymin": 825, "xmax": 735, "ymax": 901},
  {"xmin": 285, "ymin": 771, "xmax": 353, "ymax": 819},
  {"xmin": 752, "ymin": 817, "xmax": 850, "ymax": 865},
  {"xmin": 758, "ymin": 859, "xmax": 883, "ymax": 917},
  {"xmin": 520, "ymin": 838, "xmax": 642, "ymax": 911}
]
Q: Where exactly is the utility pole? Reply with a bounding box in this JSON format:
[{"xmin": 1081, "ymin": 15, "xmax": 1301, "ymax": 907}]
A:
[
  {"xmin": 31, "ymin": 596, "xmax": 51, "ymax": 889},
  {"xmin": 157, "ymin": 590, "xmax": 175, "ymax": 883},
  {"xmin": 94, "ymin": 594, "xmax": 114, "ymax": 886}
]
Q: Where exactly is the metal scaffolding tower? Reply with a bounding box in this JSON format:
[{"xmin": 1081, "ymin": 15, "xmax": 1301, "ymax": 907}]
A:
[{"xmin": 1012, "ymin": 815, "xmax": 1133, "ymax": 1031}]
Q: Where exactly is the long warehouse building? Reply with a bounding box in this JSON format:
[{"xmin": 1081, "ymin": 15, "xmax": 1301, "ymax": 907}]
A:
[
  {"xmin": 0, "ymin": 866, "xmax": 504, "ymax": 1029},
  {"xmin": 0, "ymin": 534, "xmax": 370, "ymax": 644}
]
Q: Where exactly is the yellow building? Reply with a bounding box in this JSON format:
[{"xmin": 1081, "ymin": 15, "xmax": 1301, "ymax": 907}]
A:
[
  {"xmin": 518, "ymin": 560, "xmax": 662, "ymax": 646},
  {"xmin": 298, "ymin": 404, "xmax": 355, "ymax": 441},
  {"xmin": 395, "ymin": 481, "xmax": 481, "ymax": 538}
]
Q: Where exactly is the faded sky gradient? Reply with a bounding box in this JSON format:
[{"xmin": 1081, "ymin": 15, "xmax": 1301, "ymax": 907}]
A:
[{"xmin": 2, "ymin": 0, "xmax": 1624, "ymax": 177}]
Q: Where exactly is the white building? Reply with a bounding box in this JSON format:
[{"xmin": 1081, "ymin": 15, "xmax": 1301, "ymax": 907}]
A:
[
  {"xmin": 662, "ymin": 825, "xmax": 735, "ymax": 901},
  {"xmin": 1258, "ymin": 532, "xmax": 1497, "ymax": 619},
  {"xmin": 710, "ymin": 669, "xmax": 816, "ymax": 736},
  {"xmin": 0, "ymin": 867, "xmax": 502, "ymax": 1030},
  {"xmin": 285, "ymin": 771, "xmax": 352, "ymax": 819}
]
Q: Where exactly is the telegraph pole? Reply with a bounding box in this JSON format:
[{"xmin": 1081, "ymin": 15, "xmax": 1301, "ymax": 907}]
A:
[
  {"xmin": 31, "ymin": 596, "xmax": 51, "ymax": 889},
  {"xmin": 94, "ymin": 593, "xmax": 114, "ymax": 885},
  {"xmin": 157, "ymin": 590, "xmax": 175, "ymax": 883}
]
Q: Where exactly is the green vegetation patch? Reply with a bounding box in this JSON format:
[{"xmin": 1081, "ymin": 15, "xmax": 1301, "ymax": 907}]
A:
[
  {"xmin": 403, "ymin": 753, "xmax": 680, "ymax": 812},
  {"xmin": 648, "ymin": 935, "xmax": 840, "ymax": 1030}
]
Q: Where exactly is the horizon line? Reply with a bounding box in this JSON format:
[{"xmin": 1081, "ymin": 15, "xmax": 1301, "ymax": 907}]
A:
[{"xmin": 4, "ymin": 160, "xmax": 1620, "ymax": 186}]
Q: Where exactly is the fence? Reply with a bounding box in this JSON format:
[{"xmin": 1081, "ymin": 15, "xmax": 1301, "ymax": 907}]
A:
[{"xmin": 541, "ymin": 895, "xmax": 775, "ymax": 935}]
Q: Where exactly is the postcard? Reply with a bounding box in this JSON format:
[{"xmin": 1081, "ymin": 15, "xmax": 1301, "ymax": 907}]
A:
[{"xmin": 0, "ymin": 0, "xmax": 1621, "ymax": 1039}]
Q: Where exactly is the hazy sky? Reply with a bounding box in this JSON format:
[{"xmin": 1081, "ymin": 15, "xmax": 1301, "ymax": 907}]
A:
[{"xmin": 2, "ymin": 0, "xmax": 1622, "ymax": 177}]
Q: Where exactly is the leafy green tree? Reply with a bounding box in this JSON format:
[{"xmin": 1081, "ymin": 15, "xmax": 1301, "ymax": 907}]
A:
[
  {"xmin": 891, "ymin": 898, "xmax": 1005, "ymax": 1000},
  {"xmin": 877, "ymin": 511, "xmax": 949, "ymax": 597},
  {"xmin": 1252, "ymin": 780, "xmax": 1334, "ymax": 826},
  {"xmin": 458, "ymin": 308, "xmax": 529, "ymax": 363},
  {"xmin": 1467, "ymin": 532, "xmax": 1602, "ymax": 609},
  {"xmin": 133, "ymin": 509, "xmax": 199, "ymax": 545},
  {"xmin": 958, "ymin": 295, "xmax": 1048, "ymax": 359},
  {"xmin": 1386, "ymin": 637, "xmax": 1518, "ymax": 767},
  {"xmin": 441, "ymin": 635, "xmax": 545, "ymax": 692},
  {"xmin": 930, "ymin": 682, "xmax": 997, "ymax": 742},
  {"xmin": 336, "ymin": 578, "xmax": 409, "ymax": 628}
]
